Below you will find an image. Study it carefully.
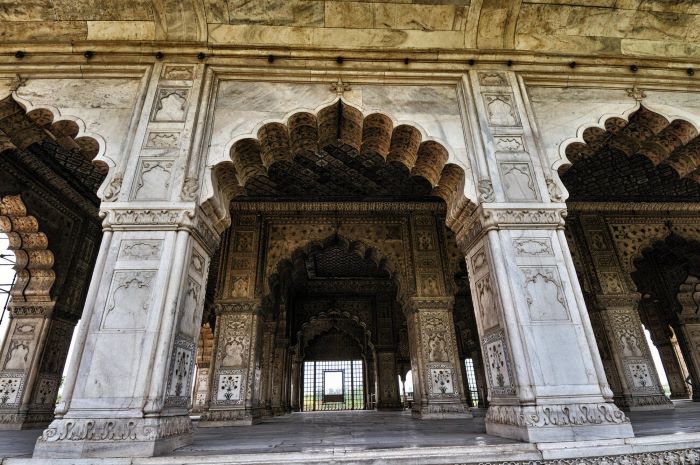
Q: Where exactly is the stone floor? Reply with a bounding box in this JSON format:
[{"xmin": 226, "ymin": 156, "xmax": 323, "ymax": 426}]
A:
[{"xmin": 2, "ymin": 400, "xmax": 700, "ymax": 462}]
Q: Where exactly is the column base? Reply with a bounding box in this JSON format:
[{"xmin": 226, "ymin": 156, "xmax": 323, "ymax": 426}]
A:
[
  {"xmin": 33, "ymin": 415, "xmax": 192, "ymax": 458},
  {"xmin": 412, "ymin": 401, "xmax": 472, "ymax": 419},
  {"xmin": 485, "ymin": 403, "xmax": 634, "ymax": 443},
  {"xmin": 616, "ymin": 394, "xmax": 674, "ymax": 411},
  {"xmin": 198, "ymin": 408, "xmax": 261, "ymax": 427},
  {"xmin": 0, "ymin": 411, "xmax": 53, "ymax": 430}
]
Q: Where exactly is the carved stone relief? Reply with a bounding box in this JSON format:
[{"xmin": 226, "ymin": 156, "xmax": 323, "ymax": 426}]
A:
[
  {"xmin": 151, "ymin": 88, "xmax": 189, "ymax": 122},
  {"xmin": 177, "ymin": 278, "xmax": 201, "ymax": 339},
  {"xmin": 133, "ymin": 159, "xmax": 174, "ymax": 200},
  {"xmin": 478, "ymin": 72, "xmax": 508, "ymax": 86},
  {"xmin": 482, "ymin": 329, "xmax": 515, "ymax": 397},
  {"xmin": 500, "ymin": 162, "xmax": 538, "ymax": 201},
  {"xmin": 101, "ymin": 271, "xmax": 155, "ymax": 331},
  {"xmin": 624, "ymin": 361, "xmax": 655, "ymax": 391},
  {"xmin": 428, "ymin": 365, "xmax": 456, "ymax": 395},
  {"xmin": 483, "ymin": 94, "xmax": 520, "ymax": 127},
  {"xmin": 0, "ymin": 376, "xmax": 23, "ymax": 406},
  {"xmin": 32, "ymin": 376, "xmax": 60, "ymax": 406},
  {"xmin": 162, "ymin": 65, "xmax": 195, "ymax": 81},
  {"xmin": 216, "ymin": 370, "xmax": 244, "ymax": 403},
  {"xmin": 118, "ymin": 239, "xmax": 163, "ymax": 261},
  {"xmin": 495, "ymin": 136, "xmax": 525, "ymax": 152},
  {"xmin": 513, "ymin": 238, "xmax": 553, "ymax": 257},
  {"xmin": 144, "ymin": 131, "xmax": 180, "ymax": 149},
  {"xmin": 521, "ymin": 267, "xmax": 570, "ymax": 321},
  {"xmin": 219, "ymin": 315, "xmax": 251, "ymax": 368},
  {"xmin": 476, "ymin": 275, "xmax": 499, "ymax": 331},
  {"xmin": 166, "ymin": 337, "xmax": 195, "ymax": 407},
  {"xmin": 4, "ymin": 340, "xmax": 32, "ymax": 370}
]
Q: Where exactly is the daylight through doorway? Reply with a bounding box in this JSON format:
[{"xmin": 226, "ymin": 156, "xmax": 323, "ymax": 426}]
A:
[{"xmin": 302, "ymin": 360, "xmax": 365, "ymax": 411}]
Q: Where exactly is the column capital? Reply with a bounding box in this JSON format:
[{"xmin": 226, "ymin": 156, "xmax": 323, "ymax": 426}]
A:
[
  {"xmin": 596, "ymin": 293, "xmax": 641, "ymax": 310},
  {"xmin": 458, "ymin": 204, "xmax": 567, "ymax": 253},
  {"xmin": 99, "ymin": 205, "xmax": 220, "ymax": 254},
  {"xmin": 406, "ymin": 296, "xmax": 454, "ymax": 314},
  {"xmin": 214, "ymin": 300, "xmax": 263, "ymax": 315}
]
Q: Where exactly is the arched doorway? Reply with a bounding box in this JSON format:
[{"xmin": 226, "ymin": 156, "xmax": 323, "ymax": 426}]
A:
[
  {"xmin": 557, "ymin": 103, "xmax": 700, "ymax": 410},
  {"xmin": 198, "ymin": 99, "xmax": 475, "ymax": 425}
]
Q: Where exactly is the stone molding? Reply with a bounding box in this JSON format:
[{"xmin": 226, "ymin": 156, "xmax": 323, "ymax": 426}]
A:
[
  {"xmin": 37, "ymin": 416, "xmax": 192, "ymax": 443},
  {"xmin": 100, "ymin": 207, "xmax": 220, "ymax": 253},
  {"xmin": 214, "ymin": 301, "xmax": 261, "ymax": 315},
  {"xmin": 231, "ymin": 200, "xmax": 446, "ymax": 214},
  {"xmin": 460, "ymin": 449, "xmax": 700, "ymax": 465},
  {"xmin": 406, "ymin": 296, "xmax": 455, "ymax": 313},
  {"xmin": 485, "ymin": 403, "xmax": 629, "ymax": 428},
  {"xmin": 459, "ymin": 206, "xmax": 567, "ymax": 252},
  {"xmin": 8, "ymin": 302, "xmax": 55, "ymax": 317}
]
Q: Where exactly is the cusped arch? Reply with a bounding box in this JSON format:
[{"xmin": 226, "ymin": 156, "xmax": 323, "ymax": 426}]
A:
[
  {"xmin": 556, "ymin": 105, "xmax": 700, "ymax": 192},
  {"xmin": 0, "ymin": 195, "xmax": 55, "ymax": 302},
  {"xmin": 3, "ymin": 94, "xmax": 109, "ymax": 175},
  {"xmin": 205, "ymin": 99, "xmax": 476, "ymax": 233},
  {"xmin": 298, "ymin": 311, "xmax": 374, "ymax": 361}
]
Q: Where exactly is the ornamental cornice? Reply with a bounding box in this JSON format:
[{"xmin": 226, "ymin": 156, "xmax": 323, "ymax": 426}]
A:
[
  {"xmin": 8, "ymin": 301, "xmax": 55, "ymax": 318},
  {"xmin": 406, "ymin": 295, "xmax": 455, "ymax": 313},
  {"xmin": 214, "ymin": 300, "xmax": 262, "ymax": 315},
  {"xmin": 230, "ymin": 200, "xmax": 446, "ymax": 214},
  {"xmin": 568, "ymin": 201, "xmax": 700, "ymax": 215},
  {"xmin": 596, "ymin": 293, "xmax": 641, "ymax": 310}
]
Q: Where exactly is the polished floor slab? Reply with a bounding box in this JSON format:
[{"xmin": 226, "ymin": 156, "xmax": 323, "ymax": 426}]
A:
[{"xmin": 2, "ymin": 400, "xmax": 700, "ymax": 462}]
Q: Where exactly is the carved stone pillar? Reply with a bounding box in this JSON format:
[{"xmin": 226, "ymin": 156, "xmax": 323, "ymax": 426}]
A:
[
  {"xmin": 677, "ymin": 276, "xmax": 700, "ymax": 401},
  {"xmin": 0, "ymin": 304, "xmax": 74, "ymax": 429},
  {"xmin": 375, "ymin": 351, "xmax": 402, "ymax": 410},
  {"xmin": 406, "ymin": 297, "xmax": 470, "ymax": 418},
  {"xmin": 463, "ymin": 214, "xmax": 634, "ymax": 442},
  {"xmin": 35, "ymin": 222, "xmax": 213, "ymax": 457},
  {"xmin": 259, "ymin": 321, "xmax": 276, "ymax": 418},
  {"xmin": 34, "ymin": 61, "xmax": 216, "ymax": 458},
  {"xmin": 270, "ymin": 342, "xmax": 288, "ymax": 416},
  {"xmin": 290, "ymin": 354, "xmax": 301, "ymax": 412},
  {"xmin": 200, "ymin": 301, "xmax": 263, "ymax": 426},
  {"xmin": 191, "ymin": 323, "xmax": 214, "ymax": 414},
  {"xmin": 597, "ymin": 295, "xmax": 672, "ymax": 410}
]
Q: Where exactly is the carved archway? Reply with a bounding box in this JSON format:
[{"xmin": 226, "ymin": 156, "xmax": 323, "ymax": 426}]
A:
[
  {"xmin": 207, "ymin": 100, "xmax": 476, "ymax": 234},
  {"xmin": 558, "ymin": 105, "xmax": 700, "ymax": 202},
  {"xmin": 0, "ymin": 195, "xmax": 54, "ymax": 303}
]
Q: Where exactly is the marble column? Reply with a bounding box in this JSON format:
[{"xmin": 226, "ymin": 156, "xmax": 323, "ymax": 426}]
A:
[
  {"xmin": 457, "ymin": 70, "xmax": 633, "ymax": 442},
  {"xmin": 375, "ymin": 351, "xmax": 402, "ymax": 410},
  {"xmin": 34, "ymin": 222, "xmax": 213, "ymax": 457},
  {"xmin": 290, "ymin": 355, "xmax": 301, "ymax": 412},
  {"xmin": 270, "ymin": 342, "xmax": 288, "ymax": 416},
  {"xmin": 259, "ymin": 321, "xmax": 275, "ymax": 418},
  {"xmin": 596, "ymin": 295, "xmax": 672, "ymax": 410},
  {"xmin": 191, "ymin": 323, "xmax": 214, "ymax": 414},
  {"xmin": 406, "ymin": 297, "xmax": 471, "ymax": 418},
  {"xmin": 0, "ymin": 305, "xmax": 75, "ymax": 429},
  {"xmin": 677, "ymin": 276, "xmax": 700, "ymax": 401},
  {"xmin": 200, "ymin": 301, "xmax": 263, "ymax": 426}
]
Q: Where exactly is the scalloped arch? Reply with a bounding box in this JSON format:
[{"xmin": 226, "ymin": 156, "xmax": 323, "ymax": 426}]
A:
[
  {"xmin": 554, "ymin": 104, "xmax": 700, "ymax": 198},
  {"xmin": 0, "ymin": 195, "xmax": 55, "ymax": 302},
  {"xmin": 205, "ymin": 99, "xmax": 476, "ymax": 234}
]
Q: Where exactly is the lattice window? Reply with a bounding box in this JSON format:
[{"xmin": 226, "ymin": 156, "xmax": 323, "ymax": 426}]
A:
[
  {"xmin": 302, "ymin": 360, "xmax": 364, "ymax": 411},
  {"xmin": 464, "ymin": 358, "xmax": 479, "ymax": 407}
]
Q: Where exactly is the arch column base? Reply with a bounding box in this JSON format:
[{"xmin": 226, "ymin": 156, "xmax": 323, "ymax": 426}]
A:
[
  {"xmin": 198, "ymin": 408, "xmax": 262, "ymax": 427},
  {"xmin": 484, "ymin": 404, "xmax": 634, "ymax": 443},
  {"xmin": 412, "ymin": 401, "xmax": 472, "ymax": 419},
  {"xmin": 32, "ymin": 415, "xmax": 192, "ymax": 459},
  {"xmin": 0, "ymin": 411, "xmax": 52, "ymax": 430}
]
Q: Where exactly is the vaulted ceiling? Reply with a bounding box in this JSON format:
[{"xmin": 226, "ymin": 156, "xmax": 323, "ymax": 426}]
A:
[{"xmin": 1, "ymin": 1, "xmax": 699, "ymax": 60}]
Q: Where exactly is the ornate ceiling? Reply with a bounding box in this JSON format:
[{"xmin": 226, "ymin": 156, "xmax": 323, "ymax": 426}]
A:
[
  {"xmin": 561, "ymin": 106, "xmax": 700, "ymax": 202},
  {"xmin": 1, "ymin": 1, "xmax": 697, "ymax": 59},
  {"xmin": 306, "ymin": 243, "xmax": 390, "ymax": 280}
]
